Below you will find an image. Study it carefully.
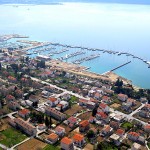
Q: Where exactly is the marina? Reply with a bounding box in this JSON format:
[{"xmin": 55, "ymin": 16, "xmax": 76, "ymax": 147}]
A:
[{"xmin": 72, "ymin": 54, "xmax": 100, "ymax": 64}]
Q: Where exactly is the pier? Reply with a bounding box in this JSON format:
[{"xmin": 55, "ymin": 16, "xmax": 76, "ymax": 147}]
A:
[
  {"xmin": 110, "ymin": 61, "xmax": 131, "ymax": 72},
  {"xmin": 102, "ymin": 61, "xmax": 131, "ymax": 75}
]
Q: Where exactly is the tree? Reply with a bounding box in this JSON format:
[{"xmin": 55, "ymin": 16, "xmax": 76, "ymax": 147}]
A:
[
  {"xmin": 45, "ymin": 116, "xmax": 49, "ymax": 127},
  {"xmin": 0, "ymin": 62, "xmax": 1, "ymax": 70},
  {"xmin": 92, "ymin": 105, "xmax": 98, "ymax": 117},
  {"xmin": 97, "ymin": 143, "xmax": 102, "ymax": 150},
  {"xmin": 87, "ymin": 130, "xmax": 95, "ymax": 139},
  {"xmin": 49, "ymin": 116, "xmax": 52, "ymax": 128}
]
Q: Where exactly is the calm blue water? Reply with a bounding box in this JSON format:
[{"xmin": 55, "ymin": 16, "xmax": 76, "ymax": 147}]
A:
[{"xmin": 0, "ymin": 2, "xmax": 150, "ymax": 88}]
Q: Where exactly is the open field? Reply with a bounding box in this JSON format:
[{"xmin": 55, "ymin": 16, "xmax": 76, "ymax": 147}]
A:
[
  {"xmin": 110, "ymin": 103, "xmax": 121, "ymax": 109},
  {"xmin": 84, "ymin": 143, "xmax": 94, "ymax": 150},
  {"xmin": 0, "ymin": 127, "xmax": 27, "ymax": 148},
  {"xmin": 0, "ymin": 117, "xmax": 11, "ymax": 131},
  {"xmin": 17, "ymin": 138, "xmax": 47, "ymax": 150},
  {"xmin": 64, "ymin": 104, "xmax": 85, "ymax": 116},
  {"xmin": 43, "ymin": 144, "xmax": 60, "ymax": 150},
  {"xmin": 78, "ymin": 112, "xmax": 92, "ymax": 120}
]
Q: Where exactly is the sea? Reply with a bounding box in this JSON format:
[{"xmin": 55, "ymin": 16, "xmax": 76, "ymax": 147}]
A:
[{"xmin": 0, "ymin": 0, "xmax": 150, "ymax": 88}]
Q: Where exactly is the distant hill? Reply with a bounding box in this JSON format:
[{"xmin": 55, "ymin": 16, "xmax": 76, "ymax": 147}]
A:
[{"xmin": 0, "ymin": 0, "xmax": 150, "ymax": 5}]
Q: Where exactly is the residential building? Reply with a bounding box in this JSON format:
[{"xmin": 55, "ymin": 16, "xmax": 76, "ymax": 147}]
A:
[
  {"xmin": 131, "ymin": 143, "xmax": 142, "ymax": 150},
  {"xmin": 45, "ymin": 133, "xmax": 59, "ymax": 144},
  {"xmin": 18, "ymin": 109, "xmax": 30, "ymax": 119},
  {"xmin": 67, "ymin": 116, "xmax": 77, "ymax": 128},
  {"xmin": 144, "ymin": 124, "xmax": 150, "ymax": 133},
  {"xmin": 47, "ymin": 97, "xmax": 59, "ymax": 107},
  {"xmin": 99, "ymin": 103, "xmax": 110, "ymax": 113},
  {"xmin": 101, "ymin": 96, "xmax": 111, "ymax": 104},
  {"xmin": 13, "ymin": 118, "xmax": 37, "ymax": 136},
  {"xmin": 101, "ymin": 125, "xmax": 113, "ymax": 137},
  {"xmin": 110, "ymin": 121, "xmax": 119, "ymax": 130},
  {"xmin": 79, "ymin": 120, "xmax": 90, "ymax": 132},
  {"xmin": 128, "ymin": 132, "xmax": 140, "ymax": 141},
  {"xmin": 116, "ymin": 129, "xmax": 125, "ymax": 138},
  {"xmin": 118, "ymin": 94, "xmax": 128, "ymax": 102},
  {"xmin": 61, "ymin": 137, "xmax": 74, "ymax": 150},
  {"xmin": 127, "ymin": 98, "xmax": 136, "ymax": 106},
  {"xmin": 72, "ymin": 133, "xmax": 85, "ymax": 148},
  {"xmin": 56, "ymin": 101, "xmax": 68, "ymax": 111},
  {"xmin": 96, "ymin": 112, "xmax": 109, "ymax": 123},
  {"xmin": 8, "ymin": 101, "xmax": 20, "ymax": 110},
  {"xmin": 55, "ymin": 126, "xmax": 66, "ymax": 137},
  {"xmin": 45, "ymin": 107, "xmax": 66, "ymax": 121}
]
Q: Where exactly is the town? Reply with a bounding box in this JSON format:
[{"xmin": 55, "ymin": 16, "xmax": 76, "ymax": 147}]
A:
[{"xmin": 0, "ymin": 36, "xmax": 150, "ymax": 150}]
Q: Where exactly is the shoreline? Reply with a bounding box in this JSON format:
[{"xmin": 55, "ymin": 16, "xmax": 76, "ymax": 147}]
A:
[{"xmin": 46, "ymin": 59, "xmax": 140, "ymax": 90}]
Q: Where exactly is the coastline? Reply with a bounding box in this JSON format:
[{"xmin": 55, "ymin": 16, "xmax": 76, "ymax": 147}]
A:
[{"xmin": 46, "ymin": 59, "xmax": 140, "ymax": 90}]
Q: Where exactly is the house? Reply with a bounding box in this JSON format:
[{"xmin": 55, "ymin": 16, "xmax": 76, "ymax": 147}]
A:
[
  {"xmin": 45, "ymin": 107, "xmax": 66, "ymax": 121},
  {"xmin": 127, "ymin": 98, "xmax": 136, "ymax": 106},
  {"xmin": 122, "ymin": 102, "xmax": 131, "ymax": 112},
  {"xmin": 94, "ymin": 92, "xmax": 102, "ymax": 100},
  {"xmin": 101, "ymin": 96, "xmax": 111, "ymax": 104},
  {"xmin": 96, "ymin": 112, "xmax": 109, "ymax": 123},
  {"xmin": 88, "ymin": 90, "xmax": 96, "ymax": 97},
  {"xmin": 13, "ymin": 118, "xmax": 37, "ymax": 136},
  {"xmin": 61, "ymin": 93, "xmax": 71, "ymax": 101},
  {"xmin": 67, "ymin": 116, "xmax": 77, "ymax": 128},
  {"xmin": 110, "ymin": 121, "xmax": 119, "ymax": 130},
  {"xmin": 144, "ymin": 124, "xmax": 150, "ymax": 133},
  {"xmin": 72, "ymin": 133, "xmax": 85, "ymax": 148},
  {"xmin": 25, "ymin": 100, "xmax": 33, "ymax": 107},
  {"xmin": 118, "ymin": 94, "xmax": 128, "ymax": 102},
  {"xmin": 55, "ymin": 126, "xmax": 66, "ymax": 137},
  {"xmin": 45, "ymin": 133, "xmax": 59, "ymax": 144},
  {"xmin": 8, "ymin": 101, "xmax": 20, "ymax": 110},
  {"xmin": 131, "ymin": 142, "xmax": 142, "ymax": 150},
  {"xmin": 116, "ymin": 129, "xmax": 125, "ymax": 138},
  {"xmin": 143, "ymin": 104, "xmax": 150, "ymax": 112},
  {"xmin": 38, "ymin": 124, "xmax": 46, "ymax": 130},
  {"xmin": 79, "ymin": 99, "xmax": 96, "ymax": 109},
  {"xmin": 41, "ymin": 90, "xmax": 50, "ymax": 98},
  {"xmin": 61, "ymin": 137, "xmax": 74, "ymax": 150},
  {"xmin": 56, "ymin": 101, "xmax": 68, "ymax": 111},
  {"xmin": 101, "ymin": 125, "xmax": 113, "ymax": 137},
  {"xmin": 127, "ymin": 132, "xmax": 140, "ymax": 141},
  {"xmin": 29, "ymin": 95, "xmax": 39, "ymax": 103},
  {"xmin": 89, "ymin": 116, "xmax": 96, "ymax": 123},
  {"xmin": 79, "ymin": 120, "xmax": 90, "ymax": 132},
  {"xmin": 15, "ymin": 89, "xmax": 23, "ymax": 98},
  {"xmin": 18, "ymin": 109, "xmax": 30, "ymax": 119},
  {"xmin": 47, "ymin": 97, "xmax": 59, "ymax": 107},
  {"xmin": 99, "ymin": 103, "xmax": 110, "ymax": 113},
  {"xmin": 0, "ymin": 87, "xmax": 8, "ymax": 96},
  {"xmin": 8, "ymin": 76, "xmax": 17, "ymax": 83},
  {"xmin": 139, "ymin": 110, "xmax": 149, "ymax": 118},
  {"xmin": 110, "ymin": 134, "xmax": 121, "ymax": 146},
  {"xmin": 6, "ymin": 94, "xmax": 15, "ymax": 102}
]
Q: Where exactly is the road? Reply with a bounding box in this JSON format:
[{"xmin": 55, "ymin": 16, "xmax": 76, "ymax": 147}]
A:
[
  {"xmin": 30, "ymin": 76, "xmax": 89, "ymax": 100},
  {"xmin": 29, "ymin": 76, "xmax": 148, "ymax": 126}
]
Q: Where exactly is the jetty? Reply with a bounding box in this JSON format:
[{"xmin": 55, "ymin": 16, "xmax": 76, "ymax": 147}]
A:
[
  {"xmin": 60, "ymin": 51, "xmax": 86, "ymax": 60},
  {"xmin": 72, "ymin": 54, "xmax": 100, "ymax": 64}
]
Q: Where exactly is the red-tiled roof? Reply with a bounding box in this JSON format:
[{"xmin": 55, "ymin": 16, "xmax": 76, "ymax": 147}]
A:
[
  {"xmin": 48, "ymin": 97, "xmax": 57, "ymax": 102},
  {"xmin": 73, "ymin": 133, "xmax": 84, "ymax": 142},
  {"xmin": 99, "ymin": 103, "xmax": 107, "ymax": 109},
  {"xmin": 61, "ymin": 137, "xmax": 72, "ymax": 145},
  {"xmin": 55, "ymin": 126, "xmax": 65, "ymax": 132},
  {"xmin": 116, "ymin": 129, "xmax": 125, "ymax": 135},
  {"xmin": 79, "ymin": 120, "xmax": 89, "ymax": 127},
  {"xmin": 47, "ymin": 133, "xmax": 58, "ymax": 140},
  {"xmin": 97, "ymin": 112, "xmax": 108, "ymax": 119},
  {"xmin": 128, "ymin": 132, "xmax": 140, "ymax": 137},
  {"xmin": 19, "ymin": 109, "xmax": 30, "ymax": 115}
]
